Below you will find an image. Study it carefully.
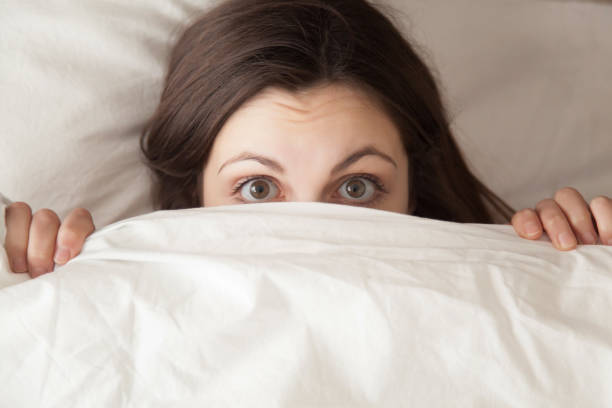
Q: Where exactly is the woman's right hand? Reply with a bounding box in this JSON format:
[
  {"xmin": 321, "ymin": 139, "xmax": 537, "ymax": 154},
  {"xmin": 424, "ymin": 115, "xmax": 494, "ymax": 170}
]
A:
[{"xmin": 4, "ymin": 203, "xmax": 95, "ymax": 278}]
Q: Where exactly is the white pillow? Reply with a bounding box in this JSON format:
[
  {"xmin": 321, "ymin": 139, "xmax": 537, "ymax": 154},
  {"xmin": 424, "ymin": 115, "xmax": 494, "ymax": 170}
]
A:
[
  {"xmin": 1, "ymin": 202, "xmax": 612, "ymax": 405},
  {"xmin": 1, "ymin": 0, "xmax": 610, "ymax": 227},
  {"xmin": 0, "ymin": 0, "xmax": 215, "ymax": 227}
]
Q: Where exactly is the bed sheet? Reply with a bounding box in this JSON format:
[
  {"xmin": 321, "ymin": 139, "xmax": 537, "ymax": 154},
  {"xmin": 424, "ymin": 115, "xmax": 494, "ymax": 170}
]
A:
[{"xmin": 1, "ymin": 201, "xmax": 612, "ymax": 407}]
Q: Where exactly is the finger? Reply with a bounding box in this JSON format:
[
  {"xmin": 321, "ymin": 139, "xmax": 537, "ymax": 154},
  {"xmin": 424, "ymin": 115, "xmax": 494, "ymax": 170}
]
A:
[
  {"xmin": 4, "ymin": 202, "xmax": 32, "ymax": 273},
  {"xmin": 54, "ymin": 208, "xmax": 95, "ymax": 265},
  {"xmin": 511, "ymin": 208, "xmax": 543, "ymax": 240},
  {"xmin": 590, "ymin": 196, "xmax": 612, "ymax": 246},
  {"xmin": 27, "ymin": 209, "xmax": 61, "ymax": 278},
  {"xmin": 536, "ymin": 199, "xmax": 577, "ymax": 251},
  {"xmin": 553, "ymin": 187, "xmax": 599, "ymax": 245}
]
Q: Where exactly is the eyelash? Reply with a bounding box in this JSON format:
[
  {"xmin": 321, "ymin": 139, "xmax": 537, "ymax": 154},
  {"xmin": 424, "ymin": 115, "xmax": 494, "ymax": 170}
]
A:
[{"xmin": 230, "ymin": 173, "xmax": 389, "ymax": 207}]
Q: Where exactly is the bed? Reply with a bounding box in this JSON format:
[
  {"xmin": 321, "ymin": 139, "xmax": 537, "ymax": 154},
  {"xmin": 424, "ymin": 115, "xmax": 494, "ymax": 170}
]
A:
[{"xmin": 1, "ymin": 0, "xmax": 612, "ymax": 406}]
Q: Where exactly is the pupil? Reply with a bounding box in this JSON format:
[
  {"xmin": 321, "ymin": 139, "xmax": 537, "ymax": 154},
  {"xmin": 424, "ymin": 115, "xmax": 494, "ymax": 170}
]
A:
[
  {"xmin": 250, "ymin": 180, "xmax": 269, "ymax": 199},
  {"xmin": 346, "ymin": 180, "xmax": 365, "ymax": 198}
]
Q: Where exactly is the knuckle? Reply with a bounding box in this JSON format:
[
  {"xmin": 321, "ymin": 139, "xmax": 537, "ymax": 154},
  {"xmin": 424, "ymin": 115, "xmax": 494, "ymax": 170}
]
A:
[
  {"xmin": 32, "ymin": 209, "xmax": 60, "ymax": 227},
  {"xmin": 542, "ymin": 214, "xmax": 566, "ymax": 228},
  {"xmin": 70, "ymin": 207, "xmax": 92, "ymax": 220},
  {"xmin": 535, "ymin": 199, "xmax": 554, "ymax": 211},
  {"xmin": 590, "ymin": 196, "xmax": 611, "ymax": 209},
  {"xmin": 6, "ymin": 202, "xmax": 32, "ymax": 220},
  {"xmin": 554, "ymin": 187, "xmax": 580, "ymax": 202},
  {"xmin": 571, "ymin": 215, "xmax": 592, "ymax": 225},
  {"xmin": 4, "ymin": 233, "xmax": 27, "ymax": 250},
  {"xmin": 66, "ymin": 208, "xmax": 95, "ymax": 235},
  {"xmin": 512, "ymin": 208, "xmax": 533, "ymax": 223},
  {"xmin": 7, "ymin": 202, "xmax": 32, "ymax": 212},
  {"xmin": 5, "ymin": 245, "xmax": 26, "ymax": 260}
]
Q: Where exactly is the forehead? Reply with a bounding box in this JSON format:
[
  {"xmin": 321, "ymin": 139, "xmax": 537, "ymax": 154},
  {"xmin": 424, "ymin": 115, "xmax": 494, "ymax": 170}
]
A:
[
  {"xmin": 243, "ymin": 83, "xmax": 381, "ymax": 115},
  {"xmin": 214, "ymin": 83, "xmax": 403, "ymax": 154}
]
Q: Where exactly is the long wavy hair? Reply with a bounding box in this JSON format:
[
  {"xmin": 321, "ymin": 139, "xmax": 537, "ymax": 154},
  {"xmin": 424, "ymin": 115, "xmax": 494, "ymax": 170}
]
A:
[{"xmin": 140, "ymin": 0, "xmax": 515, "ymax": 223}]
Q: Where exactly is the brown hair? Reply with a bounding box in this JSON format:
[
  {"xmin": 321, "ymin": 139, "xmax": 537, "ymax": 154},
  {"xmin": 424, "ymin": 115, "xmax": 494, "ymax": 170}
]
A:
[{"xmin": 140, "ymin": 0, "xmax": 515, "ymax": 223}]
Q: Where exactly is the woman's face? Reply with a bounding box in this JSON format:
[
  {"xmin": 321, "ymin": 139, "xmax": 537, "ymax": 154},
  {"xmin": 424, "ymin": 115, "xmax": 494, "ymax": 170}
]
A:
[{"xmin": 202, "ymin": 83, "xmax": 410, "ymax": 214}]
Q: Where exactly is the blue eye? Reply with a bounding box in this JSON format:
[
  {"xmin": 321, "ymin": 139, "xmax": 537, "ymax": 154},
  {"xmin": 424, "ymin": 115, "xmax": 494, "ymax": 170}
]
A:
[
  {"xmin": 238, "ymin": 178, "xmax": 278, "ymax": 202},
  {"xmin": 338, "ymin": 177, "xmax": 377, "ymax": 202}
]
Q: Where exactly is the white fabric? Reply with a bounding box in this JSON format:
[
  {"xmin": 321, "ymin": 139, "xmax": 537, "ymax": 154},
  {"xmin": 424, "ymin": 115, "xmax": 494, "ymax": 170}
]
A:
[
  {"xmin": 0, "ymin": 0, "xmax": 216, "ymax": 227},
  {"xmin": 1, "ymin": 201, "xmax": 612, "ymax": 406},
  {"xmin": 1, "ymin": 0, "xmax": 611, "ymax": 228}
]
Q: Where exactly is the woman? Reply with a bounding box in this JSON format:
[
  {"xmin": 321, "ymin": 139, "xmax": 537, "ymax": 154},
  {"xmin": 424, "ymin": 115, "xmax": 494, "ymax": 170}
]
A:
[{"xmin": 4, "ymin": 0, "xmax": 611, "ymax": 278}]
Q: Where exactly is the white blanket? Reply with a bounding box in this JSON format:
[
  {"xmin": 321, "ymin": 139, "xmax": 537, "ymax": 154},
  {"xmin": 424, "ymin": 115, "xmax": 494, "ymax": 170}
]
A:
[{"xmin": 1, "ymin": 201, "xmax": 611, "ymax": 406}]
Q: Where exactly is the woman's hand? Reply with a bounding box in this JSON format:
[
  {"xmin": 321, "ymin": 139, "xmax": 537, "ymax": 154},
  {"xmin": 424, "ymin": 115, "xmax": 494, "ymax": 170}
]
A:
[
  {"xmin": 4, "ymin": 203, "xmax": 95, "ymax": 278},
  {"xmin": 511, "ymin": 187, "xmax": 611, "ymax": 251}
]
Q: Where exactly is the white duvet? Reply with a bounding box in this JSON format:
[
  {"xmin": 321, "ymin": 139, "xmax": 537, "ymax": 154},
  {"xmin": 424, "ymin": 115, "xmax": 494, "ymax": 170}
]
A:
[{"xmin": 1, "ymin": 201, "xmax": 612, "ymax": 407}]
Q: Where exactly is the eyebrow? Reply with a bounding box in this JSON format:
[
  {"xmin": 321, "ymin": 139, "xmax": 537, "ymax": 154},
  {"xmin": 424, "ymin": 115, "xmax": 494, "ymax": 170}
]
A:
[{"xmin": 217, "ymin": 145, "xmax": 398, "ymax": 176}]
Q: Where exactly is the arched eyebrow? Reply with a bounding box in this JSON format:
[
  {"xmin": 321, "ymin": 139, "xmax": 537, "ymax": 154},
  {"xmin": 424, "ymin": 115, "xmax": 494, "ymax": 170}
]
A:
[{"xmin": 217, "ymin": 145, "xmax": 398, "ymax": 176}]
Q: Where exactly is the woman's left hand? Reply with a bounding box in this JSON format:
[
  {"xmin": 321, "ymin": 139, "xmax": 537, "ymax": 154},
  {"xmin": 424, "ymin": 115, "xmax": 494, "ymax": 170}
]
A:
[{"xmin": 511, "ymin": 187, "xmax": 612, "ymax": 251}]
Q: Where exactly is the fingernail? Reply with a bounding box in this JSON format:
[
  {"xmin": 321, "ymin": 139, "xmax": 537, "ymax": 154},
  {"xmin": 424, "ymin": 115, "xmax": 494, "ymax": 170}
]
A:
[
  {"xmin": 11, "ymin": 258, "xmax": 27, "ymax": 273},
  {"xmin": 525, "ymin": 222, "xmax": 540, "ymax": 237},
  {"xmin": 608, "ymin": 239, "xmax": 612, "ymax": 246},
  {"xmin": 582, "ymin": 232, "xmax": 596, "ymax": 245},
  {"xmin": 558, "ymin": 232, "xmax": 577, "ymax": 250},
  {"xmin": 54, "ymin": 247, "xmax": 71, "ymax": 264}
]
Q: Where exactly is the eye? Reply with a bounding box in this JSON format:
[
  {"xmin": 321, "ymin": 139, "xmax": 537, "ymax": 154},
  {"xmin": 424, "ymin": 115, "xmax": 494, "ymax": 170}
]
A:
[
  {"xmin": 237, "ymin": 177, "xmax": 279, "ymax": 202},
  {"xmin": 338, "ymin": 176, "xmax": 379, "ymax": 202}
]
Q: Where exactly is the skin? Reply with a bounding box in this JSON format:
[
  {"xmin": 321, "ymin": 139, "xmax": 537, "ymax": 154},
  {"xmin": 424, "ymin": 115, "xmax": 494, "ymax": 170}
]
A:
[
  {"xmin": 202, "ymin": 84, "xmax": 410, "ymax": 212},
  {"xmin": 4, "ymin": 84, "xmax": 612, "ymax": 278}
]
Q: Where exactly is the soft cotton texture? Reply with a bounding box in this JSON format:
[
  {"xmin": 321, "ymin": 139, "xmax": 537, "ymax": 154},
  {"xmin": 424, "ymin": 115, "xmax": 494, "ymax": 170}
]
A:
[{"xmin": 1, "ymin": 202, "xmax": 611, "ymax": 407}]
